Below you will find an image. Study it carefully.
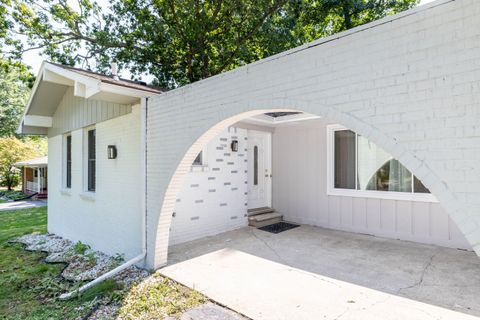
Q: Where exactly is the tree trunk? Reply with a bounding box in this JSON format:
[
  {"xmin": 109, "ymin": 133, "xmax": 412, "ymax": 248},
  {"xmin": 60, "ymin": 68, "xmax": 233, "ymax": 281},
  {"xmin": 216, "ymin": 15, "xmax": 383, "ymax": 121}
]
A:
[{"xmin": 342, "ymin": 3, "xmax": 353, "ymax": 30}]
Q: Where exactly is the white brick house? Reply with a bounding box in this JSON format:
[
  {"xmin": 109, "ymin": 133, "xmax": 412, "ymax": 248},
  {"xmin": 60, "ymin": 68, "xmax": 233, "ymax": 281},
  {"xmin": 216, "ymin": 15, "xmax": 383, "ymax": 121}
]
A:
[{"xmin": 19, "ymin": 0, "xmax": 480, "ymax": 270}]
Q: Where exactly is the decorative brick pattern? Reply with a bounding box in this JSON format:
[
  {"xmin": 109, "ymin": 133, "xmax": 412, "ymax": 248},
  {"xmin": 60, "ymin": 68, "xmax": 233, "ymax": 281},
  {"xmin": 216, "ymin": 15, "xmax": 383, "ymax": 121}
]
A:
[{"xmin": 168, "ymin": 127, "xmax": 248, "ymax": 247}]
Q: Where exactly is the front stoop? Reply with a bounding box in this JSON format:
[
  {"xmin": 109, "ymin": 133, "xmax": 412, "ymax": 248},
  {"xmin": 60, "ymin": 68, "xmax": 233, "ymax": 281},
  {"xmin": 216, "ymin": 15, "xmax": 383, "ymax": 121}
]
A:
[{"xmin": 248, "ymin": 207, "xmax": 283, "ymax": 228}]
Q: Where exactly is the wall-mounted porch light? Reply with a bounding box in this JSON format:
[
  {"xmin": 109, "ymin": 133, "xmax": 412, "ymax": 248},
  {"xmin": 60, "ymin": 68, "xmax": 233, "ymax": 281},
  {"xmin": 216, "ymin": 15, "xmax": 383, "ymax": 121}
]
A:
[
  {"xmin": 107, "ymin": 145, "xmax": 117, "ymax": 159},
  {"xmin": 231, "ymin": 140, "xmax": 239, "ymax": 152}
]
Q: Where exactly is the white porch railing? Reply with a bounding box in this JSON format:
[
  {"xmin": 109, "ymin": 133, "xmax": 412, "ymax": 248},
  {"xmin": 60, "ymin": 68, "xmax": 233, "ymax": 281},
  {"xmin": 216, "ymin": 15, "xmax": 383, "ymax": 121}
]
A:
[{"xmin": 26, "ymin": 181, "xmax": 39, "ymax": 192}]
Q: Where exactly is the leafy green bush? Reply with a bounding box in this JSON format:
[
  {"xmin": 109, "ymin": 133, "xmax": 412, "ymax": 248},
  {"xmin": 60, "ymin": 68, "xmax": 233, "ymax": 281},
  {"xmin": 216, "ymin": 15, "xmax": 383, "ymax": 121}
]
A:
[
  {"xmin": 73, "ymin": 241, "xmax": 91, "ymax": 255},
  {"xmin": 0, "ymin": 189, "xmax": 26, "ymax": 201}
]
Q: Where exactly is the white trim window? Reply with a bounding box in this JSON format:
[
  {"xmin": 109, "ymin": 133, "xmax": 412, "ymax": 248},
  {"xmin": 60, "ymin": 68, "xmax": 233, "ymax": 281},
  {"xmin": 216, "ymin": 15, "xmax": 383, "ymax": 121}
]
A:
[
  {"xmin": 64, "ymin": 134, "xmax": 72, "ymax": 189},
  {"xmin": 327, "ymin": 124, "xmax": 437, "ymax": 202},
  {"xmin": 84, "ymin": 127, "xmax": 96, "ymax": 192}
]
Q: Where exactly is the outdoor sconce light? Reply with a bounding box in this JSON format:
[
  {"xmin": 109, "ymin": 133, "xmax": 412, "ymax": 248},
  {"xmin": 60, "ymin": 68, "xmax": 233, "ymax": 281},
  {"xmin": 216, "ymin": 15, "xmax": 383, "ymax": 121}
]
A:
[
  {"xmin": 107, "ymin": 145, "xmax": 117, "ymax": 159},
  {"xmin": 231, "ymin": 140, "xmax": 239, "ymax": 152}
]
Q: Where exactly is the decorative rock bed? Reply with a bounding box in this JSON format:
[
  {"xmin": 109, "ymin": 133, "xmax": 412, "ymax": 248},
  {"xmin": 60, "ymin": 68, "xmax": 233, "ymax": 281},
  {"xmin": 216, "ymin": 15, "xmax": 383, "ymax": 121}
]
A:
[
  {"xmin": 12, "ymin": 233, "xmax": 245, "ymax": 320},
  {"xmin": 14, "ymin": 233, "xmax": 148, "ymax": 286}
]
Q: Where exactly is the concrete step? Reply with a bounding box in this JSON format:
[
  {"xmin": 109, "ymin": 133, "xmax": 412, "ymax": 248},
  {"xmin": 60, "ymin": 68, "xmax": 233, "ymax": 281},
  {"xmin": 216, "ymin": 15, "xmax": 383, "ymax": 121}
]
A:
[
  {"xmin": 247, "ymin": 207, "xmax": 275, "ymax": 216},
  {"xmin": 248, "ymin": 212, "xmax": 283, "ymax": 228}
]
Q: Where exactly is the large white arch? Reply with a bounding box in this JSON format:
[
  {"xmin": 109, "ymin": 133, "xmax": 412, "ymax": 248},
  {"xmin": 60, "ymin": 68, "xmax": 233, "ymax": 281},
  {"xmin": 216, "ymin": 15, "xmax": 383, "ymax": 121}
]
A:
[{"xmin": 145, "ymin": 0, "xmax": 480, "ymax": 269}]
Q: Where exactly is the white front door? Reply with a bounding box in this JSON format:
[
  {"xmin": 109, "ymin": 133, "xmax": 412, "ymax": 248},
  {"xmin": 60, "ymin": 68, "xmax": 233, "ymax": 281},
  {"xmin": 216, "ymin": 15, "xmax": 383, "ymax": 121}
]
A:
[{"xmin": 248, "ymin": 130, "xmax": 272, "ymax": 209}]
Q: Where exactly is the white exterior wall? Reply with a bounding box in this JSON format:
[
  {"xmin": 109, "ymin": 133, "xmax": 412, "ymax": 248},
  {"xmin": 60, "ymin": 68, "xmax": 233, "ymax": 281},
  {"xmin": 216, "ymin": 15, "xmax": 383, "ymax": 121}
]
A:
[
  {"xmin": 170, "ymin": 127, "xmax": 248, "ymax": 245},
  {"xmin": 273, "ymin": 119, "xmax": 471, "ymax": 250},
  {"xmin": 146, "ymin": 0, "xmax": 480, "ymax": 269},
  {"xmin": 48, "ymin": 107, "xmax": 143, "ymax": 259}
]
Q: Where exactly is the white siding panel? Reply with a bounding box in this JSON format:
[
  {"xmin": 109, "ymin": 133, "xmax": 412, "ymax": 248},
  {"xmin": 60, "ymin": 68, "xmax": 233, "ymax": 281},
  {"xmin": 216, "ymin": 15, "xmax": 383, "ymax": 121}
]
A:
[
  {"xmin": 380, "ymin": 200, "xmax": 396, "ymax": 233},
  {"xmin": 396, "ymin": 201, "xmax": 413, "ymax": 236},
  {"xmin": 352, "ymin": 197, "xmax": 367, "ymax": 230},
  {"xmin": 430, "ymin": 203, "xmax": 450, "ymax": 241},
  {"xmin": 366, "ymin": 198, "xmax": 382, "ymax": 232},
  {"xmin": 340, "ymin": 197, "xmax": 353, "ymax": 227},
  {"xmin": 48, "ymin": 87, "xmax": 132, "ymax": 137},
  {"xmin": 413, "ymin": 202, "xmax": 430, "ymax": 238},
  {"xmin": 328, "ymin": 196, "xmax": 341, "ymax": 227},
  {"xmin": 273, "ymin": 118, "xmax": 471, "ymax": 250}
]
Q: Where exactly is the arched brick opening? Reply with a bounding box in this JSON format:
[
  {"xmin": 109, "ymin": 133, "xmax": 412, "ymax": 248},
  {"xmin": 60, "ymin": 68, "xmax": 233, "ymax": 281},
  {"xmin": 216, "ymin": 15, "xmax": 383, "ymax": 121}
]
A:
[
  {"xmin": 145, "ymin": 99, "xmax": 478, "ymax": 269},
  {"xmin": 144, "ymin": 0, "xmax": 480, "ymax": 269}
]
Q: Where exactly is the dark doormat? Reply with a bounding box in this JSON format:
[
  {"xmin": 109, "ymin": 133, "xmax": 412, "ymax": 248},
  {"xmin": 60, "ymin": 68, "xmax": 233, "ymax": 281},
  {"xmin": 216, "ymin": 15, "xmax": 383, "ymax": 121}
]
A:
[{"xmin": 258, "ymin": 222, "xmax": 300, "ymax": 234}]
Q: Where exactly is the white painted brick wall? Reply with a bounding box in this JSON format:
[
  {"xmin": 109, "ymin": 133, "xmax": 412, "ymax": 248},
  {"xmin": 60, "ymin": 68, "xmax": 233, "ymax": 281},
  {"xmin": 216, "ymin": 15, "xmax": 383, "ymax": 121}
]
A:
[
  {"xmin": 48, "ymin": 107, "xmax": 143, "ymax": 259},
  {"xmin": 145, "ymin": 0, "xmax": 480, "ymax": 269},
  {"xmin": 169, "ymin": 127, "xmax": 248, "ymax": 245}
]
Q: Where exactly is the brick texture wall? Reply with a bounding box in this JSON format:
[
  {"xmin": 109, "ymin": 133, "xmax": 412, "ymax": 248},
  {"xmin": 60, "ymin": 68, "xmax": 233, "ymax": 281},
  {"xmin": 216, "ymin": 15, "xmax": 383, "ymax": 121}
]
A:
[
  {"xmin": 146, "ymin": 0, "xmax": 480, "ymax": 269},
  {"xmin": 169, "ymin": 127, "xmax": 248, "ymax": 245}
]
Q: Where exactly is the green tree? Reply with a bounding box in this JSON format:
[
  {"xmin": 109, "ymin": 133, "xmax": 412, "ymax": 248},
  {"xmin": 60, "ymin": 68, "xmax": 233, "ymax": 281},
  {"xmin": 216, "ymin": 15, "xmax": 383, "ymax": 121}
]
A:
[
  {"xmin": 0, "ymin": 137, "xmax": 39, "ymax": 190},
  {"xmin": 0, "ymin": 60, "xmax": 33, "ymax": 137},
  {"xmin": 6, "ymin": 0, "xmax": 418, "ymax": 88},
  {"xmin": 279, "ymin": 0, "xmax": 420, "ymax": 44}
]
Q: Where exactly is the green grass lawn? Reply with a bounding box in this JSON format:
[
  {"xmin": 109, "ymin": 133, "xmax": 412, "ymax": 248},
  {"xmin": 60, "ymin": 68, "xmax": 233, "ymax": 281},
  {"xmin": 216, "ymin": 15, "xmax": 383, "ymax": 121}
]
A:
[
  {"xmin": 0, "ymin": 207, "xmax": 122, "ymax": 319},
  {"xmin": 0, "ymin": 206, "xmax": 207, "ymax": 320}
]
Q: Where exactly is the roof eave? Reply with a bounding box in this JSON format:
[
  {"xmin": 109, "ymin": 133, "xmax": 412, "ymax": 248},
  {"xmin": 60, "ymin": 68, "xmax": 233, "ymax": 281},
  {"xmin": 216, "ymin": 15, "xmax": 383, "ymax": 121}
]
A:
[{"xmin": 18, "ymin": 62, "xmax": 158, "ymax": 134}]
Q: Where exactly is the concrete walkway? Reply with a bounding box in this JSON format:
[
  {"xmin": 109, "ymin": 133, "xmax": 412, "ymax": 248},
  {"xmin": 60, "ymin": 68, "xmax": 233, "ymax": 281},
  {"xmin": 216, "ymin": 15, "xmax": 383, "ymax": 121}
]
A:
[
  {"xmin": 0, "ymin": 200, "xmax": 47, "ymax": 211},
  {"xmin": 162, "ymin": 225, "xmax": 480, "ymax": 319}
]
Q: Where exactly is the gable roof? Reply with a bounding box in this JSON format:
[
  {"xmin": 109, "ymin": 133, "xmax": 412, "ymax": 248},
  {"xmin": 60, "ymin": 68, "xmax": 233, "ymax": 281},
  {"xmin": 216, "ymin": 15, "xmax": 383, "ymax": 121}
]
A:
[
  {"xmin": 18, "ymin": 62, "xmax": 163, "ymax": 135},
  {"xmin": 14, "ymin": 156, "xmax": 48, "ymax": 168},
  {"xmin": 48, "ymin": 62, "xmax": 163, "ymax": 94}
]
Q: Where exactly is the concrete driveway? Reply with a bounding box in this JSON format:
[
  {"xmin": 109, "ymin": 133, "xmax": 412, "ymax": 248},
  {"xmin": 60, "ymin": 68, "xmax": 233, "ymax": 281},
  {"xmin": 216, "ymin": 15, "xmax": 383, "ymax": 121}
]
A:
[
  {"xmin": 161, "ymin": 225, "xmax": 480, "ymax": 319},
  {"xmin": 0, "ymin": 200, "xmax": 47, "ymax": 211}
]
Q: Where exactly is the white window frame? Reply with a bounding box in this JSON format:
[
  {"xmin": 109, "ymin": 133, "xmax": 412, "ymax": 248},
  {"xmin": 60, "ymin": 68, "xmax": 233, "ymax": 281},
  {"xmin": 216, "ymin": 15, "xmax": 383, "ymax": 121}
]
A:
[
  {"xmin": 326, "ymin": 124, "xmax": 438, "ymax": 203},
  {"xmin": 61, "ymin": 133, "xmax": 72, "ymax": 193},
  {"xmin": 81, "ymin": 126, "xmax": 96, "ymax": 199}
]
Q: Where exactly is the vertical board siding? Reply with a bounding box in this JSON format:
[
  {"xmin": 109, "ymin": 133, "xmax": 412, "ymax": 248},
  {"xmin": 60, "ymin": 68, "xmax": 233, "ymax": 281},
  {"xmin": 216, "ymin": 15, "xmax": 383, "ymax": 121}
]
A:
[
  {"xmin": 273, "ymin": 118, "xmax": 471, "ymax": 250},
  {"xmin": 48, "ymin": 87, "xmax": 132, "ymax": 137}
]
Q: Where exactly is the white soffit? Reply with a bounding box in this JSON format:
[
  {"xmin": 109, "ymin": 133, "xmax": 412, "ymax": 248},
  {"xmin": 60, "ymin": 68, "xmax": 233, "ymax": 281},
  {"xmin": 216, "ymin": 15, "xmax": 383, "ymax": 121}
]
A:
[
  {"xmin": 23, "ymin": 115, "xmax": 52, "ymax": 127},
  {"xmin": 240, "ymin": 112, "xmax": 321, "ymax": 127}
]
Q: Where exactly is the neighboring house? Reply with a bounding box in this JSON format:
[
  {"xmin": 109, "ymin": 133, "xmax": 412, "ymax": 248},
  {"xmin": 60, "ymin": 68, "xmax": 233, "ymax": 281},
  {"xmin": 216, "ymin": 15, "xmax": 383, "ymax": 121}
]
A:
[
  {"xmin": 18, "ymin": 0, "xmax": 480, "ymax": 270},
  {"xmin": 14, "ymin": 156, "xmax": 48, "ymax": 198}
]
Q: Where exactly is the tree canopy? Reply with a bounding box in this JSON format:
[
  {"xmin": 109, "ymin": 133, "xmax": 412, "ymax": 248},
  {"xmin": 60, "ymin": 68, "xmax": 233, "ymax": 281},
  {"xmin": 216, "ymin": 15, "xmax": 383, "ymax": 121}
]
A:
[
  {"xmin": 0, "ymin": 137, "xmax": 41, "ymax": 190},
  {"xmin": 4, "ymin": 0, "xmax": 419, "ymax": 88},
  {"xmin": 0, "ymin": 60, "xmax": 34, "ymax": 137}
]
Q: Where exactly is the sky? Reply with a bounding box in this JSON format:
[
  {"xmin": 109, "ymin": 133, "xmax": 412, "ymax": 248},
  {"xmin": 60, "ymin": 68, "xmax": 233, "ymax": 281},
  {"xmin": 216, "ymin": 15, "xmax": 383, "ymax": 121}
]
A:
[{"xmin": 21, "ymin": 0, "xmax": 437, "ymax": 78}]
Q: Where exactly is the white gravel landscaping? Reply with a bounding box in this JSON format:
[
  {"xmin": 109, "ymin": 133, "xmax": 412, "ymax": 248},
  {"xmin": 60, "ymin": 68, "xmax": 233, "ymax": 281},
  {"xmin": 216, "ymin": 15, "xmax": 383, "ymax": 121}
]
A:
[
  {"xmin": 13, "ymin": 232, "xmax": 246, "ymax": 320},
  {"xmin": 14, "ymin": 233, "xmax": 148, "ymax": 284}
]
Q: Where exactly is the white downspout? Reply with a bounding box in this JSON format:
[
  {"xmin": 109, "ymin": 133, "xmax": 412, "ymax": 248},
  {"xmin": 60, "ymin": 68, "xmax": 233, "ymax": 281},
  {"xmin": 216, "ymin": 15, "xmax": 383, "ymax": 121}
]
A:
[{"xmin": 60, "ymin": 98, "xmax": 149, "ymax": 300}]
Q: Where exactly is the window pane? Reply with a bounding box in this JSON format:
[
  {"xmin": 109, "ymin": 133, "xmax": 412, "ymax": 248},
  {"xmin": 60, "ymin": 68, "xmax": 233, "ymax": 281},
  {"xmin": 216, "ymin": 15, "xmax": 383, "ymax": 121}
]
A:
[
  {"xmin": 66, "ymin": 135, "xmax": 71, "ymax": 188},
  {"xmin": 334, "ymin": 130, "xmax": 356, "ymax": 189},
  {"xmin": 88, "ymin": 129, "xmax": 96, "ymax": 191},
  {"xmin": 192, "ymin": 152, "xmax": 202, "ymax": 165},
  {"xmin": 357, "ymin": 134, "xmax": 412, "ymax": 192},
  {"xmin": 253, "ymin": 146, "xmax": 258, "ymax": 186},
  {"xmin": 365, "ymin": 159, "xmax": 412, "ymax": 192},
  {"xmin": 414, "ymin": 176, "xmax": 430, "ymax": 193}
]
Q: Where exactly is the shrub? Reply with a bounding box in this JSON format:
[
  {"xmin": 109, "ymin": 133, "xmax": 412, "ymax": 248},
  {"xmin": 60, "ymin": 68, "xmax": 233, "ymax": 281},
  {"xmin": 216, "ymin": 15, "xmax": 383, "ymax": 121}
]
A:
[{"xmin": 73, "ymin": 241, "xmax": 91, "ymax": 255}]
